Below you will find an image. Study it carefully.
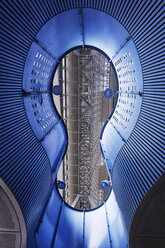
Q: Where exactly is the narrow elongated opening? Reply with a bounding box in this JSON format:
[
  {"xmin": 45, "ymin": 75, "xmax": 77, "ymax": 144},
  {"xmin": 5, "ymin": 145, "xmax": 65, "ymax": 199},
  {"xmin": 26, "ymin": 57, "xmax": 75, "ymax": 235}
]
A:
[{"xmin": 52, "ymin": 48, "xmax": 117, "ymax": 210}]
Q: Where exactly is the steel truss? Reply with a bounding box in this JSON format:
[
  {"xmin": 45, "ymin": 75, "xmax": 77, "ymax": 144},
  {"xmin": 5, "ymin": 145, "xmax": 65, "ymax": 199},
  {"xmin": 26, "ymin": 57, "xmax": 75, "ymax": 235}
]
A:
[{"xmin": 59, "ymin": 49, "xmax": 110, "ymax": 209}]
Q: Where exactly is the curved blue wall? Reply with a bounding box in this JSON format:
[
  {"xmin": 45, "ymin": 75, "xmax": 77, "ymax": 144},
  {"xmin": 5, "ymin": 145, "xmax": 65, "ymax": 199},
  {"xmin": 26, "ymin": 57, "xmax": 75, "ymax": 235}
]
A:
[{"xmin": 1, "ymin": 0, "xmax": 164, "ymax": 247}]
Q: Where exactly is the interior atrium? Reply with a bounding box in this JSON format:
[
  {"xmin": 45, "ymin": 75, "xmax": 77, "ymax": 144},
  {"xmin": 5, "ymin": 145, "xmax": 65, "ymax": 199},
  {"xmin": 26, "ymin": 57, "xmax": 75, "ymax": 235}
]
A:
[{"xmin": 1, "ymin": 1, "xmax": 164, "ymax": 248}]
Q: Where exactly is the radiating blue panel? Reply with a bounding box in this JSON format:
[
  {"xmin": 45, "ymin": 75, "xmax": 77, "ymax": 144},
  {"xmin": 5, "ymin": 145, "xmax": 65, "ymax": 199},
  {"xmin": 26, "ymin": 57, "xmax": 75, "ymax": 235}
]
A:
[
  {"xmin": 82, "ymin": 9, "xmax": 129, "ymax": 59},
  {"xmin": 54, "ymin": 204, "xmax": 83, "ymax": 248},
  {"xmin": 110, "ymin": 39, "xmax": 143, "ymax": 141},
  {"xmin": 36, "ymin": 9, "xmax": 83, "ymax": 59},
  {"xmin": 84, "ymin": 206, "xmax": 110, "ymax": 248},
  {"xmin": 23, "ymin": 94, "xmax": 61, "ymax": 140},
  {"xmin": 100, "ymin": 122, "xmax": 125, "ymax": 171},
  {"xmin": 106, "ymin": 190, "xmax": 128, "ymax": 248},
  {"xmin": 36, "ymin": 187, "xmax": 63, "ymax": 248},
  {"xmin": 23, "ymin": 42, "xmax": 57, "ymax": 92},
  {"xmin": 100, "ymin": 37, "xmax": 143, "ymax": 174},
  {"xmin": 41, "ymin": 121, "xmax": 67, "ymax": 172},
  {"xmin": 23, "ymin": 42, "xmax": 60, "ymax": 140}
]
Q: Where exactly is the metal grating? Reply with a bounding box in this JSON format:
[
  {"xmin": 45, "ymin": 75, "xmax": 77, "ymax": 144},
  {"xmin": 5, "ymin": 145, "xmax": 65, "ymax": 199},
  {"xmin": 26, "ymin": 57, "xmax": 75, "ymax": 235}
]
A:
[
  {"xmin": 0, "ymin": 179, "xmax": 27, "ymax": 248},
  {"xmin": 0, "ymin": 233, "xmax": 17, "ymax": 248}
]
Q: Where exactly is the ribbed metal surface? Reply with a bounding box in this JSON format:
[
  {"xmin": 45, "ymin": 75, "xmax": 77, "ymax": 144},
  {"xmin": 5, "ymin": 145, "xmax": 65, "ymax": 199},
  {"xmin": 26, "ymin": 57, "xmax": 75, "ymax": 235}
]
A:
[
  {"xmin": 1, "ymin": 99, "xmax": 52, "ymax": 237},
  {"xmin": 1, "ymin": 0, "xmax": 52, "ymax": 242},
  {"xmin": 112, "ymin": 0, "xmax": 165, "ymax": 235},
  {"xmin": 129, "ymin": 175, "xmax": 165, "ymax": 248},
  {"xmin": 1, "ymin": 0, "xmax": 164, "ymax": 246}
]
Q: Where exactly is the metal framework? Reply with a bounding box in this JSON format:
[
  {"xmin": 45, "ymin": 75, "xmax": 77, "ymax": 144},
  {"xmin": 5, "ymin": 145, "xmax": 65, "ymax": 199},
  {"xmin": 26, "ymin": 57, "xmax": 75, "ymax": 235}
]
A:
[{"xmin": 56, "ymin": 49, "xmax": 113, "ymax": 209}]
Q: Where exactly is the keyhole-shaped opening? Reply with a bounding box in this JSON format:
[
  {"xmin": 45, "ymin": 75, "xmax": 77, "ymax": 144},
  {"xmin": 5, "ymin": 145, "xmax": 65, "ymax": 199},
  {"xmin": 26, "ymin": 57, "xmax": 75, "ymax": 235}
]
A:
[{"xmin": 53, "ymin": 48, "xmax": 117, "ymax": 210}]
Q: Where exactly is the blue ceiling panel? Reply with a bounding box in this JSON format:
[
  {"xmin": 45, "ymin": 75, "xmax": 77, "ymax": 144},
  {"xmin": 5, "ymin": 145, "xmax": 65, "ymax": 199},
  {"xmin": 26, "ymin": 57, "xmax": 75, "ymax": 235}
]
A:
[
  {"xmin": 105, "ymin": 190, "xmax": 128, "ymax": 248},
  {"xmin": 41, "ymin": 120, "xmax": 67, "ymax": 172},
  {"xmin": 84, "ymin": 206, "xmax": 110, "ymax": 248},
  {"xmin": 110, "ymin": 39, "xmax": 143, "ymax": 141},
  {"xmin": 23, "ymin": 42, "xmax": 57, "ymax": 92},
  {"xmin": 36, "ymin": 187, "xmax": 63, "ymax": 248},
  {"xmin": 36, "ymin": 9, "xmax": 83, "ymax": 60},
  {"xmin": 82, "ymin": 9, "xmax": 129, "ymax": 59},
  {"xmin": 23, "ymin": 42, "xmax": 60, "ymax": 140},
  {"xmin": 54, "ymin": 205, "xmax": 83, "ymax": 248},
  {"xmin": 100, "ymin": 121, "xmax": 125, "ymax": 172}
]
